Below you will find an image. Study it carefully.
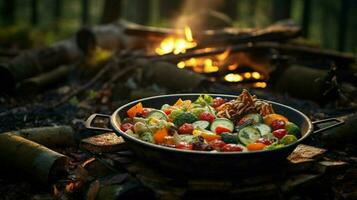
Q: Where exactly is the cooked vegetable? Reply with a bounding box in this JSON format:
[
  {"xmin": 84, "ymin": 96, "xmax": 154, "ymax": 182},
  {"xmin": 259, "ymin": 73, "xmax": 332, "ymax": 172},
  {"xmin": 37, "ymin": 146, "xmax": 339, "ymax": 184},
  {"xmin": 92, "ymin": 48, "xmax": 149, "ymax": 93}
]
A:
[
  {"xmin": 127, "ymin": 102, "xmax": 144, "ymax": 118},
  {"xmin": 271, "ymin": 119, "xmax": 286, "ymax": 130},
  {"xmin": 235, "ymin": 119, "xmax": 253, "ymax": 132},
  {"xmin": 280, "ymin": 135, "xmax": 298, "ymax": 145},
  {"xmin": 169, "ymin": 109, "xmax": 184, "ymax": 120},
  {"xmin": 173, "ymin": 113, "xmax": 198, "ymax": 127},
  {"xmin": 141, "ymin": 132, "xmax": 154, "ymax": 143},
  {"xmin": 147, "ymin": 110, "xmax": 168, "ymax": 120},
  {"xmin": 199, "ymin": 112, "xmax": 215, "ymax": 123},
  {"xmin": 192, "ymin": 120, "xmax": 210, "ymax": 130},
  {"xmin": 263, "ymin": 114, "xmax": 289, "ymax": 126},
  {"xmin": 255, "ymin": 137, "xmax": 272, "ymax": 145},
  {"xmin": 120, "ymin": 123, "xmax": 134, "ymax": 132},
  {"xmin": 253, "ymin": 123, "xmax": 271, "ymax": 137},
  {"xmin": 272, "ymin": 129, "xmax": 287, "ymax": 139},
  {"xmin": 221, "ymin": 144, "xmax": 243, "ymax": 152},
  {"xmin": 153, "ymin": 128, "xmax": 168, "ymax": 144},
  {"xmin": 178, "ymin": 123, "xmax": 194, "ymax": 134},
  {"xmin": 241, "ymin": 113, "xmax": 263, "ymax": 124},
  {"xmin": 285, "ymin": 122, "xmax": 301, "ymax": 137},
  {"xmin": 238, "ymin": 126, "xmax": 261, "ymax": 146},
  {"xmin": 221, "ymin": 133, "xmax": 238, "ymax": 144},
  {"xmin": 247, "ymin": 143, "xmax": 266, "ymax": 151},
  {"xmin": 210, "ymin": 118, "xmax": 234, "ymax": 133},
  {"xmin": 208, "ymin": 139, "xmax": 226, "ymax": 151}
]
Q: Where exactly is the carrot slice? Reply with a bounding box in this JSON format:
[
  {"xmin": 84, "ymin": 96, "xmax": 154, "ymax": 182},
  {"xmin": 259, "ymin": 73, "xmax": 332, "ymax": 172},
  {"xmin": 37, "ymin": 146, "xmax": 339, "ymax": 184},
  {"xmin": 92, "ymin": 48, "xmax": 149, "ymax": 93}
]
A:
[
  {"xmin": 154, "ymin": 128, "xmax": 168, "ymax": 144},
  {"xmin": 127, "ymin": 102, "xmax": 143, "ymax": 118}
]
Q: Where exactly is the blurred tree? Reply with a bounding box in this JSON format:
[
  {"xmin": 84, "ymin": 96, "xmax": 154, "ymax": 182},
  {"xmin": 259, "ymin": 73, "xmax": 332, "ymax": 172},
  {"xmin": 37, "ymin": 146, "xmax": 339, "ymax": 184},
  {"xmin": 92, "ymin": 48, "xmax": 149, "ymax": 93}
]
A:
[
  {"xmin": 101, "ymin": 0, "xmax": 122, "ymax": 24},
  {"xmin": 272, "ymin": 0, "xmax": 292, "ymax": 21},
  {"xmin": 31, "ymin": 0, "xmax": 38, "ymax": 25},
  {"xmin": 1, "ymin": 0, "xmax": 16, "ymax": 26}
]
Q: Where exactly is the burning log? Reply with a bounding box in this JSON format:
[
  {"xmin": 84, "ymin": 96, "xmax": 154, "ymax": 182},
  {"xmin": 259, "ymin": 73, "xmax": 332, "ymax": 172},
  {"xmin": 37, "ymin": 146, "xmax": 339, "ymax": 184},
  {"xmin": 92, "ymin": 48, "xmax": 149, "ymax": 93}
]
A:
[
  {"xmin": 0, "ymin": 133, "xmax": 69, "ymax": 184},
  {"xmin": 3, "ymin": 126, "xmax": 76, "ymax": 147},
  {"xmin": 0, "ymin": 39, "xmax": 81, "ymax": 92},
  {"xmin": 17, "ymin": 65, "xmax": 72, "ymax": 93}
]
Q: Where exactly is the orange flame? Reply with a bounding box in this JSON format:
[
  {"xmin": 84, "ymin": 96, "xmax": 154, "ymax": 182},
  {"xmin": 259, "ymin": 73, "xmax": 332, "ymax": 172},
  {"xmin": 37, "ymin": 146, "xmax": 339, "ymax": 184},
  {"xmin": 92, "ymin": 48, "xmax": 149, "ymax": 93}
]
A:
[{"xmin": 155, "ymin": 26, "xmax": 197, "ymax": 55}]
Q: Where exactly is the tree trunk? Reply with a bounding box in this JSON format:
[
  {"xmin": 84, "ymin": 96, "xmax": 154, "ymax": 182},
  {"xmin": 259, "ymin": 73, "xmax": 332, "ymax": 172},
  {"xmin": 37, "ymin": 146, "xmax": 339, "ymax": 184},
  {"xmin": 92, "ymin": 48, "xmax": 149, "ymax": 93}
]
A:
[
  {"xmin": 271, "ymin": 0, "xmax": 292, "ymax": 21},
  {"xmin": 101, "ymin": 0, "xmax": 122, "ymax": 24},
  {"xmin": 1, "ymin": 0, "xmax": 16, "ymax": 26}
]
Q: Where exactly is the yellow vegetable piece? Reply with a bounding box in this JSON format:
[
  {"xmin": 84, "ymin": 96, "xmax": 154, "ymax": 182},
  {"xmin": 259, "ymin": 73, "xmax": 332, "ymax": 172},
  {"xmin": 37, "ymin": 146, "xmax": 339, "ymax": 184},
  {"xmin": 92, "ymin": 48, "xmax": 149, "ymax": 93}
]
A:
[{"xmin": 263, "ymin": 114, "xmax": 289, "ymax": 126}]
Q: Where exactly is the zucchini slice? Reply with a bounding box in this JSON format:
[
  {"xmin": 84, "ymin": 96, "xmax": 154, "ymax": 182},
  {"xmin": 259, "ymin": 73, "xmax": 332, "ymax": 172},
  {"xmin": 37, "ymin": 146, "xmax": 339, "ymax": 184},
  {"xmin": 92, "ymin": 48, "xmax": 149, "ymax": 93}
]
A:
[
  {"xmin": 243, "ymin": 113, "xmax": 263, "ymax": 124},
  {"xmin": 238, "ymin": 126, "xmax": 261, "ymax": 146},
  {"xmin": 210, "ymin": 118, "xmax": 234, "ymax": 133},
  {"xmin": 192, "ymin": 120, "xmax": 210, "ymax": 130},
  {"xmin": 253, "ymin": 123, "xmax": 271, "ymax": 137},
  {"xmin": 147, "ymin": 110, "xmax": 168, "ymax": 120}
]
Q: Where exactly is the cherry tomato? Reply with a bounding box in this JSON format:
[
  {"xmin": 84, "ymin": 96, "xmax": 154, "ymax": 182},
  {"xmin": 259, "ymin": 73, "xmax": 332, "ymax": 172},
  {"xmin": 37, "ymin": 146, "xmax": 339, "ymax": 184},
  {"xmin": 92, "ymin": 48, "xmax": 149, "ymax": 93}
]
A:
[
  {"xmin": 256, "ymin": 138, "xmax": 272, "ymax": 145},
  {"xmin": 247, "ymin": 143, "xmax": 266, "ymax": 151},
  {"xmin": 120, "ymin": 123, "xmax": 134, "ymax": 132},
  {"xmin": 199, "ymin": 112, "xmax": 215, "ymax": 123},
  {"xmin": 215, "ymin": 126, "xmax": 232, "ymax": 135},
  {"xmin": 208, "ymin": 139, "xmax": 226, "ymax": 150},
  {"xmin": 176, "ymin": 142, "xmax": 193, "ymax": 150},
  {"xmin": 273, "ymin": 129, "xmax": 287, "ymax": 139},
  {"xmin": 212, "ymin": 97, "xmax": 226, "ymax": 107},
  {"xmin": 163, "ymin": 108, "xmax": 172, "ymax": 115},
  {"xmin": 178, "ymin": 123, "xmax": 194, "ymax": 134},
  {"xmin": 271, "ymin": 119, "xmax": 286, "ymax": 130},
  {"xmin": 221, "ymin": 144, "xmax": 243, "ymax": 152}
]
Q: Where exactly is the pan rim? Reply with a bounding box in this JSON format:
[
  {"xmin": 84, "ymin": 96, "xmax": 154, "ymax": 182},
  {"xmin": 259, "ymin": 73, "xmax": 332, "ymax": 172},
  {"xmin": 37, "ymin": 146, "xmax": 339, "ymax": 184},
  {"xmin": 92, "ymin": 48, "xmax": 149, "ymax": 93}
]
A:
[{"xmin": 111, "ymin": 93, "xmax": 313, "ymax": 155}]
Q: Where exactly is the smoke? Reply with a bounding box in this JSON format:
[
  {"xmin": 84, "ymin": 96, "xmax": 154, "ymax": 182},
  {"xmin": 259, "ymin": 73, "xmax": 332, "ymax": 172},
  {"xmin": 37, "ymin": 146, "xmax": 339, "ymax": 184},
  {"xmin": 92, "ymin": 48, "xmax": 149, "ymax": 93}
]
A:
[{"xmin": 175, "ymin": 0, "xmax": 231, "ymax": 31}]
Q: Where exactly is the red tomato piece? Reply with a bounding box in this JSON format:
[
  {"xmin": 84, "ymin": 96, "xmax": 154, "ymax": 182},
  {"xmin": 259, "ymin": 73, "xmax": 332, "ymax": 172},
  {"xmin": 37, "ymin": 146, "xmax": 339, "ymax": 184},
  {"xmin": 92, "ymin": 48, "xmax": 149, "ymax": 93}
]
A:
[
  {"xmin": 273, "ymin": 129, "xmax": 287, "ymax": 139},
  {"xmin": 176, "ymin": 142, "xmax": 193, "ymax": 150},
  {"xmin": 208, "ymin": 139, "xmax": 226, "ymax": 150},
  {"xmin": 163, "ymin": 108, "xmax": 172, "ymax": 115},
  {"xmin": 221, "ymin": 144, "xmax": 243, "ymax": 152},
  {"xmin": 215, "ymin": 126, "xmax": 232, "ymax": 135},
  {"xmin": 237, "ymin": 117, "xmax": 252, "ymax": 126},
  {"xmin": 178, "ymin": 123, "xmax": 194, "ymax": 134},
  {"xmin": 199, "ymin": 112, "xmax": 215, "ymax": 123},
  {"xmin": 213, "ymin": 97, "xmax": 226, "ymax": 108},
  {"xmin": 120, "ymin": 123, "xmax": 134, "ymax": 132},
  {"xmin": 271, "ymin": 119, "xmax": 286, "ymax": 130},
  {"xmin": 256, "ymin": 138, "xmax": 272, "ymax": 145}
]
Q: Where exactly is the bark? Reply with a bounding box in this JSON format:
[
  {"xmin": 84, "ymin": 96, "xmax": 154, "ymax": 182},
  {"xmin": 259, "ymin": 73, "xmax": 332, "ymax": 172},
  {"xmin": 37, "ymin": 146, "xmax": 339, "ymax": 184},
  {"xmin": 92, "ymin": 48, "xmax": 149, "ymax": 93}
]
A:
[{"xmin": 4, "ymin": 126, "xmax": 76, "ymax": 147}]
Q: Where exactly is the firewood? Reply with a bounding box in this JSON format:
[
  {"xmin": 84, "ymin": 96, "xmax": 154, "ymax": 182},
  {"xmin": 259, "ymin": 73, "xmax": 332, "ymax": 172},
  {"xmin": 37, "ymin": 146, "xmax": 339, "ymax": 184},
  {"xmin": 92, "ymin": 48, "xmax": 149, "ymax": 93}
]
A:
[
  {"xmin": 17, "ymin": 65, "xmax": 72, "ymax": 93},
  {"xmin": 0, "ymin": 39, "xmax": 81, "ymax": 92},
  {"xmin": 0, "ymin": 133, "xmax": 69, "ymax": 184},
  {"xmin": 140, "ymin": 61, "xmax": 207, "ymax": 91},
  {"xmin": 4, "ymin": 125, "xmax": 76, "ymax": 147}
]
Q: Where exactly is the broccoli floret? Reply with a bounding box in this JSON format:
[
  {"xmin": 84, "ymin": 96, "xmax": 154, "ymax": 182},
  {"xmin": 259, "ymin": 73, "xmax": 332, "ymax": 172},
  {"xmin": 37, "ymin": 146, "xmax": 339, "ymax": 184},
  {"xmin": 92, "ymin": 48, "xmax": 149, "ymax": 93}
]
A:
[
  {"xmin": 173, "ymin": 113, "xmax": 198, "ymax": 127},
  {"xmin": 140, "ymin": 132, "xmax": 154, "ymax": 143}
]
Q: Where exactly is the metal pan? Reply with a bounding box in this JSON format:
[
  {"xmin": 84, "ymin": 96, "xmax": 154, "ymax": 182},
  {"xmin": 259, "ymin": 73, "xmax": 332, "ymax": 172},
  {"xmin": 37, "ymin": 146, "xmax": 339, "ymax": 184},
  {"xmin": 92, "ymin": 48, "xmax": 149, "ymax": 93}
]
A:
[{"xmin": 85, "ymin": 94, "xmax": 344, "ymax": 177}]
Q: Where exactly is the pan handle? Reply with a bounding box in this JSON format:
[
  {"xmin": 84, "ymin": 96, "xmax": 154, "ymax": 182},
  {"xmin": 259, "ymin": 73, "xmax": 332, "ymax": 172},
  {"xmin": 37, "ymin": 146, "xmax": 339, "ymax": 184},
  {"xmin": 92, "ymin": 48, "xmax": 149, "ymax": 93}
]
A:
[
  {"xmin": 85, "ymin": 113, "xmax": 113, "ymax": 132},
  {"xmin": 312, "ymin": 118, "xmax": 344, "ymax": 134}
]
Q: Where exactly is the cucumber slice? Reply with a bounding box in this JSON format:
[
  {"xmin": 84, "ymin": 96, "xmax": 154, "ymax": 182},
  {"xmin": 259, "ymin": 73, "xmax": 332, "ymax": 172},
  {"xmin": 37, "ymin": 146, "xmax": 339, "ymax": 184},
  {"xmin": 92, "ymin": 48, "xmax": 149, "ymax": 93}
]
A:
[
  {"xmin": 221, "ymin": 133, "xmax": 239, "ymax": 144},
  {"xmin": 243, "ymin": 113, "xmax": 263, "ymax": 124},
  {"xmin": 253, "ymin": 123, "xmax": 271, "ymax": 136},
  {"xmin": 238, "ymin": 126, "xmax": 261, "ymax": 146},
  {"xmin": 147, "ymin": 110, "xmax": 168, "ymax": 120},
  {"xmin": 210, "ymin": 118, "xmax": 234, "ymax": 133},
  {"xmin": 235, "ymin": 119, "xmax": 253, "ymax": 132},
  {"xmin": 192, "ymin": 120, "xmax": 210, "ymax": 130}
]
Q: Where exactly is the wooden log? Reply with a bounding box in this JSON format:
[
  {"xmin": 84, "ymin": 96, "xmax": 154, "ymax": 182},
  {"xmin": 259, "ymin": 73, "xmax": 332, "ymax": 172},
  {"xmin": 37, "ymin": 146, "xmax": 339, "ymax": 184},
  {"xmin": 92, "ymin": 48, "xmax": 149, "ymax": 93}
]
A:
[
  {"xmin": 17, "ymin": 65, "xmax": 72, "ymax": 93},
  {"xmin": 139, "ymin": 60, "xmax": 207, "ymax": 91},
  {"xmin": 0, "ymin": 38, "xmax": 81, "ymax": 92},
  {"xmin": 4, "ymin": 126, "xmax": 76, "ymax": 147},
  {"xmin": 0, "ymin": 133, "xmax": 69, "ymax": 184}
]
